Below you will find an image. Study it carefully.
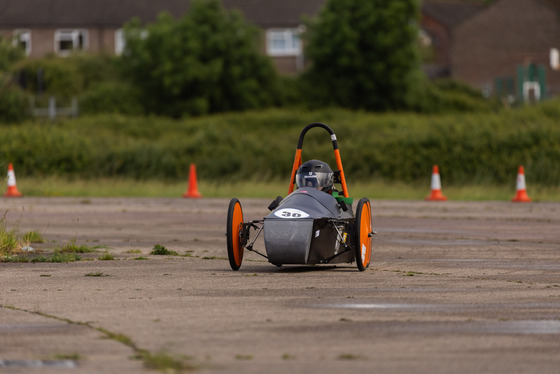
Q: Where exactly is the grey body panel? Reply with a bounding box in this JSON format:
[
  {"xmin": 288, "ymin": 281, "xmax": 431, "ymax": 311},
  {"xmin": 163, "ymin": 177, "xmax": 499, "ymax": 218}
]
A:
[
  {"xmin": 264, "ymin": 219, "xmax": 314, "ymax": 264},
  {"xmin": 263, "ymin": 188, "xmax": 355, "ymax": 265}
]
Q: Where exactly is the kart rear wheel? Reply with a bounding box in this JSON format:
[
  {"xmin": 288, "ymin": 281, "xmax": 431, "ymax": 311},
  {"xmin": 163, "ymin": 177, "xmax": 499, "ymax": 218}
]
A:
[
  {"xmin": 227, "ymin": 198, "xmax": 244, "ymax": 271},
  {"xmin": 354, "ymin": 197, "xmax": 373, "ymax": 271}
]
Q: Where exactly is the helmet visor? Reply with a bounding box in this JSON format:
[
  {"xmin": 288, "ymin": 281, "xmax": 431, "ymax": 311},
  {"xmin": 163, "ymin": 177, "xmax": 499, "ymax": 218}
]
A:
[{"xmin": 296, "ymin": 172, "xmax": 333, "ymax": 190}]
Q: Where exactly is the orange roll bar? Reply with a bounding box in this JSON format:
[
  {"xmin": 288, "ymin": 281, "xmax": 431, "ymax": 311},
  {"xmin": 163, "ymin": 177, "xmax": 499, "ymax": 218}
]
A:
[{"xmin": 287, "ymin": 123, "xmax": 349, "ymax": 198}]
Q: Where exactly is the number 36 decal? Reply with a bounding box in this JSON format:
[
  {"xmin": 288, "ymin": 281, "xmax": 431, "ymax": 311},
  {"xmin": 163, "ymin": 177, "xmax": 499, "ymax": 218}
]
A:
[{"xmin": 273, "ymin": 208, "xmax": 310, "ymax": 219}]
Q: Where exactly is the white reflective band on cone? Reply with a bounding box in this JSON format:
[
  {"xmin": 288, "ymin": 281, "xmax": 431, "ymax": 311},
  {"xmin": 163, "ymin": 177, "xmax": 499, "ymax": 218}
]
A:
[
  {"xmin": 7, "ymin": 170, "xmax": 16, "ymax": 187},
  {"xmin": 517, "ymin": 174, "xmax": 527, "ymax": 190},
  {"xmin": 431, "ymin": 173, "xmax": 441, "ymax": 190}
]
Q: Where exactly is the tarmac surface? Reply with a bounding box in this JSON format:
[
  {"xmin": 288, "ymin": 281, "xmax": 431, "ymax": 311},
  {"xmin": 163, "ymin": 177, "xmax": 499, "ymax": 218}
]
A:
[{"xmin": 1, "ymin": 197, "xmax": 559, "ymax": 373}]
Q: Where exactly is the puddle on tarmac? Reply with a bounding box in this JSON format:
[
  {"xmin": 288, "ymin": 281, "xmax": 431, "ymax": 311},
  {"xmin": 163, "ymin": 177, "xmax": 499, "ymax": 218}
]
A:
[
  {"xmin": 319, "ymin": 303, "xmax": 438, "ymax": 310},
  {"xmin": 485, "ymin": 320, "xmax": 560, "ymax": 334},
  {"xmin": 318, "ymin": 302, "xmax": 560, "ymax": 313},
  {"xmin": 396, "ymin": 320, "xmax": 560, "ymax": 335},
  {"xmin": 428, "ymin": 259, "xmax": 560, "ymax": 270},
  {"xmin": 0, "ymin": 359, "xmax": 77, "ymax": 368},
  {"xmin": 314, "ymin": 303, "xmax": 560, "ymax": 334},
  {"xmin": 384, "ymin": 238, "xmax": 498, "ymax": 246}
]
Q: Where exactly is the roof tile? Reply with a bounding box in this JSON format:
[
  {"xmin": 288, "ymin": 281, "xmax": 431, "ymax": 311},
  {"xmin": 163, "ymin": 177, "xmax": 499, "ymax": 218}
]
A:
[{"xmin": 0, "ymin": 0, "xmax": 325, "ymax": 28}]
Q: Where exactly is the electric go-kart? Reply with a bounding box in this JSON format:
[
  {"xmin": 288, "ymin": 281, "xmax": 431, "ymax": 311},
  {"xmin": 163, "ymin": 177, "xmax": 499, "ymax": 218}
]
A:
[{"xmin": 226, "ymin": 123, "xmax": 374, "ymax": 271}]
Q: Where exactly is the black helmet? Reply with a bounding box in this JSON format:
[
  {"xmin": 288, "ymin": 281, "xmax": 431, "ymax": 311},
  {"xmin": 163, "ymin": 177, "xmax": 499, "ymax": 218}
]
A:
[{"xmin": 295, "ymin": 160, "xmax": 334, "ymax": 192}]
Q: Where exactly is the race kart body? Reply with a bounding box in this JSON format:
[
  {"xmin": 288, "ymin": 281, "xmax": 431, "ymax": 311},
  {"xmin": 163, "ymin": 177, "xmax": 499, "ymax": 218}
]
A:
[
  {"xmin": 264, "ymin": 187, "xmax": 354, "ymax": 265},
  {"xmin": 226, "ymin": 123, "xmax": 374, "ymax": 271}
]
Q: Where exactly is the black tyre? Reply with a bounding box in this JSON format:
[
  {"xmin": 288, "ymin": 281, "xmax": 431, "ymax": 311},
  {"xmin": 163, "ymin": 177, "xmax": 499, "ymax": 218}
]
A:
[
  {"xmin": 226, "ymin": 198, "xmax": 244, "ymax": 270},
  {"xmin": 354, "ymin": 197, "xmax": 373, "ymax": 271}
]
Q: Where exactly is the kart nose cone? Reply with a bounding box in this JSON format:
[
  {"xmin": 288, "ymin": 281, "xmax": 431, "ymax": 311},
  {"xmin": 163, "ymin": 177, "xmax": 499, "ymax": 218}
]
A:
[{"xmin": 264, "ymin": 218, "xmax": 314, "ymax": 264}]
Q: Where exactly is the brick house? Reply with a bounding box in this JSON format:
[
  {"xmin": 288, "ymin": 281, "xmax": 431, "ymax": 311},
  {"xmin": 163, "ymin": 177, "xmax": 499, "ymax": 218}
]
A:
[
  {"xmin": 420, "ymin": 0, "xmax": 485, "ymax": 79},
  {"xmin": 2, "ymin": 0, "xmax": 560, "ymax": 99},
  {"xmin": 451, "ymin": 0, "xmax": 560, "ymax": 99},
  {"xmin": 0, "ymin": 0, "xmax": 324, "ymax": 75}
]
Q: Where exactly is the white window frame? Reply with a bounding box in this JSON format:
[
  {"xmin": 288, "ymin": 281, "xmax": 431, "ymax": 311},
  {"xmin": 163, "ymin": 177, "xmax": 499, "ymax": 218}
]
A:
[
  {"xmin": 418, "ymin": 29, "xmax": 432, "ymax": 47},
  {"xmin": 54, "ymin": 29, "xmax": 88, "ymax": 56},
  {"xmin": 266, "ymin": 28, "xmax": 301, "ymax": 56},
  {"xmin": 114, "ymin": 29, "xmax": 124, "ymax": 55},
  {"xmin": 13, "ymin": 29, "xmax": 31, "ymax": 56}
]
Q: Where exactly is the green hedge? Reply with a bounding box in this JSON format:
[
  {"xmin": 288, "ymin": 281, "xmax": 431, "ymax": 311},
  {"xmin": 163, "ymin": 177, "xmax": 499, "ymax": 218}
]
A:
[
  {"xmin": 79, "ymin": 82, "xmax": 144, "ymax": 115},
  {"xmin": 0, "ymin": 82, "xmax": 31, "ymax": 124},
  {"xmin": 14, "ymin": 54, "xmax": 121, "ymax": 97},
  {"xmin": 1, "ymin": 102, "xmax": 559, "ymax": 186}
]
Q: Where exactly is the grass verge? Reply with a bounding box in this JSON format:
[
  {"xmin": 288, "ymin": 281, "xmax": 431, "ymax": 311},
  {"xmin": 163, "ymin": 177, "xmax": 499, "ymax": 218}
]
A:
[{"xmin": 13, "ymin": 176, "xmax": 560, "ymax": 201}]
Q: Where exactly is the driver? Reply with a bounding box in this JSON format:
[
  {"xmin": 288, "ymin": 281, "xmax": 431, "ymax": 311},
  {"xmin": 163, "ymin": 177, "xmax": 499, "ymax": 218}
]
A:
[{"xmin": 295, "ymin": 160, "xmax": 334, "ymax": 193}]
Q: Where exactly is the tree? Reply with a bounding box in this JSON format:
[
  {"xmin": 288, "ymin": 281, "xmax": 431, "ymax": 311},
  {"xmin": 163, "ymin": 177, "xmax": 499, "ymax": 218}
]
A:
[
  {"xmin": 0, "ymin": 36, "xmax": 24, "ymax": 74},
  {"xmin": 122, "ymin": 0, "xmax": 280, "ymax": 117},
  {"xmin": 302, "ymin": 0, "xmax": 424, "ymax": 111},
  {"xmin": 0, "ymin": 36, "xmax": 30, "ymax": 124}
]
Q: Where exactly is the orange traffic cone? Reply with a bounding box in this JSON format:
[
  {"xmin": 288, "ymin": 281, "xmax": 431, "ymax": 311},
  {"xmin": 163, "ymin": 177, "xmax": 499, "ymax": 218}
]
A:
[
  {"xmin": 4, "ymin": 163, "xmax": 22, "ymax": 197},
  {"xmin": 512, "ymin": 165, "xmax": 531, "ymax": 202},
  {"xmin": 183, "ymin": 163, "xmax": 202, "ymax": 198},
  {"xmin": 425, "ymin": 165, "xmax": 447, "ymax": 201}
]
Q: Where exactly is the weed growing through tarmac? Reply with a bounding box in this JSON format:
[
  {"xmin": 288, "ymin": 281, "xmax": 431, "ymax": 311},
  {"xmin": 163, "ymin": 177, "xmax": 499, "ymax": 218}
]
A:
[
  {"xmin": 141, "ymin": 351, "xmax": 196, "ymax": 373},
  {"xmin": 97, "ymin": 251, "xmax": 115, "ymax": 261},
  {"xmin": 133, "ymin": 256, "xmax": 148, "ymax": 260},
  {"xmin": 95, "ymin": 327, "xmax": 197, "ymax": 372},
  {"xmin": 52, "ymin": 353, "xmax": 81, "ymax": 360},
  {"xmin": 235, "ymin": 354, "xmax": 253, "ymax": 360},
  {"xmin": 202, "ymin": 255, "xmax": 228, "ymax": 260},
  {"xmin": 1, "ymin": 234, "xmax": 104, "ymax": 262},
  {"xmin": 338, "ymin": 353, "xmax": 366, "ymax": 360},
  {"xmin": 0, "ymin": 214, "xmax": 22, "ymax": 256},
  {"xmin": 4, "ymin": 252, "xmax": 81, "ymax": 263},
  {"xmin": 0, "ymin": 230, "xmax": 19, "ymax": 255},
  {"xmin": 35, "ymin": 253, "xmax": 82, "ymax": 263},
  {"xmin": 150, "ymin": 244, "xmax": 178, "ymax": 256},
  {"xmin": 0, "ymin": 219, "xmax": 83, "ymax": 263},
  {"xmin": 54, "ymin": 239, "xmax": 96, "ymax": 253},
  {"xmin": 22, "ymin": 231, "xmax": 44, "ymax": 243},
  {"xmin": 393, "ymin": 270, "xmax": 448, "ymax": 277}
]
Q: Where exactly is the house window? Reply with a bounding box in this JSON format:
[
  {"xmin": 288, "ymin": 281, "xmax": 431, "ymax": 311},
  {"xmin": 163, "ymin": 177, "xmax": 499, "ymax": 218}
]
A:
[
  {"xmin": 55, "ymin": 29, "xmax": 88, "ymax": 56},
  {"xmin": 114, "ymin": 29, "xmax": 124, "ymax": 55},
  {"xmin": 266, "ymin": 28, "xmax": 301, "ymax": 56},
  {"xmin": 418, "ymin": 29, "xmax": 432, "ymax": 47},
  {"xmin": 13, "ymin": 29, "xmax": 31, "ymax": 56}
]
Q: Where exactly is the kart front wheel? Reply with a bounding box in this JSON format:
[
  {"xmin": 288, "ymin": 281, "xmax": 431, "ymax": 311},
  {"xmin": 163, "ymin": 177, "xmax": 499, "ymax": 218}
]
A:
[
  {"xmin": 354, "ymin": 197, "xmax": 373, "ymax": 271},
  {"xmin": 227, "ymin": 198, "xmax": 245, "ymax": 271}
]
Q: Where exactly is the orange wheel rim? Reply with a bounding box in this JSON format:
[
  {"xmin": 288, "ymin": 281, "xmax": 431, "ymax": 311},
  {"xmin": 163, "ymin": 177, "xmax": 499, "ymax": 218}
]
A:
[
  {"xmin": 359, "ymin": 201, "xmax": 372, "ymax": 266},
  {"xmin": 231, "ymin": 202, "xmax": 244, "ymax": 266}
]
